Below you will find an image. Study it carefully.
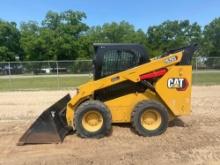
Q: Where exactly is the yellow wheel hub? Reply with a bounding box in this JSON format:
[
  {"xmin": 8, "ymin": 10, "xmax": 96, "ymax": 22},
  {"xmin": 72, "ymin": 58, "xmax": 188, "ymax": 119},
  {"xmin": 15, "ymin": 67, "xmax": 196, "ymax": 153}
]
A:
[
  {"xmin": 82, "ymin": 111, "xmax": 103, "ymax": 132},
  {"xmin": 141, "ymin": 109, "xmax": 162, "ymax": 130}
]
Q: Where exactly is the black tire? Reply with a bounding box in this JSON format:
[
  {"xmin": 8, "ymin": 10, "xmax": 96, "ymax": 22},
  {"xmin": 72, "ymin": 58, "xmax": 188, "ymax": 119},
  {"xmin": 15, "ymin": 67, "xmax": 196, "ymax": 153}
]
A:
[
  {"xmin": 131, "ymin": 100, "xmax": 168, "ymax": 137},
  {"xmin": 74, "ymin": 100, "xmax": 112, "ymax": 138}
]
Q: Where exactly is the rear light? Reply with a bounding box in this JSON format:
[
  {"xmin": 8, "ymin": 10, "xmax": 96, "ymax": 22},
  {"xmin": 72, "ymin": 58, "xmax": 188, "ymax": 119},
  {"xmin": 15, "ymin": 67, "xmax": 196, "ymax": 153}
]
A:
[{"xmin": 140, "ymin": 68, "xmax": 167, "ymax": 80}]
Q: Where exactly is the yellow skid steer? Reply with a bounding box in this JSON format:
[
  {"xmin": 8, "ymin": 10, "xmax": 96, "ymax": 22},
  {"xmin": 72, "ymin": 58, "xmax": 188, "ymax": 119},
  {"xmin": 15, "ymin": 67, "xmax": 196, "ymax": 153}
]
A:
[{"xmin": 18, "ymin": 43, "xmax": 197, "ymax": 145}]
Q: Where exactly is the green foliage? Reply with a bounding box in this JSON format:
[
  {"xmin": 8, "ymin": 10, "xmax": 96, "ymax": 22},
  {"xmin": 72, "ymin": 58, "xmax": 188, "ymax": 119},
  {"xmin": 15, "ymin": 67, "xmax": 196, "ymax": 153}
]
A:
[
  {"xmin": 203, "ymin": 18, "xmax": 220, "ymax": 56},
  {"xmin": 147, "ymin": 20, "xmax": 202, "ymax": 56},
  {"xmin": 85, "ymin": 21, "xmax": 150, "ymax": 55},
  {"xmin": 202, "ymin": 18, "xmax": 220, "ymax": 67},
  {"xmin": 0, "ymin": 20, "xmax": 22, "ymax": 61},
  {"xmin": 20, "ymin": 10, "xmax": 88, "ymax": 61},
  {"xmin": 87, "ymin": 21, "xmax": 148, "ymax": 44},
  {"xmin": 0, "ymin": 10, "xmax": 220, "ymax": 61}
]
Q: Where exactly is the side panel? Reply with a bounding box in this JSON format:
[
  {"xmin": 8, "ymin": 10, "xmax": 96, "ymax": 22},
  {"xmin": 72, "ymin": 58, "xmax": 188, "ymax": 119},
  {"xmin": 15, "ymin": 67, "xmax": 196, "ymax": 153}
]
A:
[
  {"xmin": 66, "ymin": 52, "xmax": 183, "ymax": 126},
  {"xmin": 155, "ymin": 66, "xmax": 192, "ymax": 116},
  {"xmin": 104, "ymin": 90, "xmax": 159, "ymax": 123}
]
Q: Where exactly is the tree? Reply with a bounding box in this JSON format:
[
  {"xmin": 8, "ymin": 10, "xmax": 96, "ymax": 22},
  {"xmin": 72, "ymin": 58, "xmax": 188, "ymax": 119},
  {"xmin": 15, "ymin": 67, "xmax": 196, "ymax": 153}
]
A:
[
  {"xmin": 147, "ymin": 20, "xmax": 202, "ymax": 56},
  {"xmin": 0, "ymin": 20, "xmax": 22, "ymax": 61},
  {"xmin": 43, "ymin": 10, "xmax": 89, "ymax": 60},
  {"xmin": 42, "ymin": 11, "xmax": 61, "ymax": 30},
  {"xmin": 85, "ymin": 21, "xmax": 149, "ymax": 56},
  {"xmin": 20, "ymin": 10, "xmax": 89, "ymax": 61},
  {"xmin": 20, "ymin": 21, "xmax": 44, "ymax": 60},
  {"xmin": 202, "ymin": 17, "xmax": 220, "ymax": 68},
  {"xmin": 203, "ymin": 17, "xmax": 220, "ymax": 57},
  {"xmin": 1, "ymin": 10, "xmax": 219, "ymax": 62},
  {"xmin": 87, "ymin": 21, "xmax": 147, "ymax": 43}
]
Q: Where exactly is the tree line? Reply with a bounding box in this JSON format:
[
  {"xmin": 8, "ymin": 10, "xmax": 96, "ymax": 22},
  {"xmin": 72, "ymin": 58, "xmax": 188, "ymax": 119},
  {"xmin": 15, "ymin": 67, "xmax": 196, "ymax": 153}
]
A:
[{"xmin": 0, "ymin": 10, "xmax": 220, "ymax": 61}]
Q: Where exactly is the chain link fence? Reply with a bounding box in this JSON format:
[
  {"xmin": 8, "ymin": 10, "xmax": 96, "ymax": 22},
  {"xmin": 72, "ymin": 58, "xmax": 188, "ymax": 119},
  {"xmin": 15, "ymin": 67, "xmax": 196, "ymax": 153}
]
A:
[
  {"xmin": 0, "ymin": 60, "xmax": 92, "ymax": 75},
  {"xmin": 0, "ymin": 60, "xmax": 93, "ymax": 90},
  {"xmin": 0, "ymin": 57, "xmax": 220, "ymax": 90}
]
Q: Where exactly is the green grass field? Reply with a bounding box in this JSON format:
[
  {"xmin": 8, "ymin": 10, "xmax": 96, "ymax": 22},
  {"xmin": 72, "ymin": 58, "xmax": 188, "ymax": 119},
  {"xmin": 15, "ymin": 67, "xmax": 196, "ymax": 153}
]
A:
[
  {"xmin": 192, "ymin": 72, "xmax": 220, "ymax": 85},
  {"xmin": 0, "ymin": 72, "xmax": 220, "ymax": 91},
  {"xmin": 0, "ymin": 75, "xmax": 90, "ymax": 91}
]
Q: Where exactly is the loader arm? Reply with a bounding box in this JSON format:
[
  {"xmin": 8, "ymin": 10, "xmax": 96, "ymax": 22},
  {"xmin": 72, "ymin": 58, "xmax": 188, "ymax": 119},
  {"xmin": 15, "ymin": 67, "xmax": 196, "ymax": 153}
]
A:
[{"xmin": 66, "ymin": 52, "xmax": 183, "ymax": 127}]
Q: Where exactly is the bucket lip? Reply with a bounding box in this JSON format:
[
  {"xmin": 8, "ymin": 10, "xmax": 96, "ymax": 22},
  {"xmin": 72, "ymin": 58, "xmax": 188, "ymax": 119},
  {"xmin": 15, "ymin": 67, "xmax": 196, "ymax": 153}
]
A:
[{"xmin": 17, "ymin": 94, "xmax": 72, "ymax": 146}]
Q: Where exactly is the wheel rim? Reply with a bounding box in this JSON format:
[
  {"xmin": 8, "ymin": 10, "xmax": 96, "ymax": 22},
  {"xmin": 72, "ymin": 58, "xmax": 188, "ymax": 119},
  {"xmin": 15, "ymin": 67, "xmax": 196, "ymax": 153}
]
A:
[
  {"xmin": 141, "ymin": 109, "xmax": 162, "ymax": 130},
  {"xmin": 82, "ymin": 110, "xmax": 103, "ymax": 132}
]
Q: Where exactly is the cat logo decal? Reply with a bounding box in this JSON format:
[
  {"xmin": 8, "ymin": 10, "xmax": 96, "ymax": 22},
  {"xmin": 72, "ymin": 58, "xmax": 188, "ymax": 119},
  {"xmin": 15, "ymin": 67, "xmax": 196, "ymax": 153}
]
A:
[{"xmin": 167, "ymin": 78, "xmax": 188, "ymax": 91}]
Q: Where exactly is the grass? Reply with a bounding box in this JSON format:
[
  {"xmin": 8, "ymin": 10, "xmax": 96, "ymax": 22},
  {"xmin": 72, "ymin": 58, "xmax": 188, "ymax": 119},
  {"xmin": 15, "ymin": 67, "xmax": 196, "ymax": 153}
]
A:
[
  {"xmin": 0, "ymin": 75, "xmax": 90, "ymax": 91},
  {"xmin": 192, "ymin": 72, "xmax": 220, "ymax": 85},
  {"xmin": 0, "ymin": 71, "xmax": 220, "ymax": 91}
]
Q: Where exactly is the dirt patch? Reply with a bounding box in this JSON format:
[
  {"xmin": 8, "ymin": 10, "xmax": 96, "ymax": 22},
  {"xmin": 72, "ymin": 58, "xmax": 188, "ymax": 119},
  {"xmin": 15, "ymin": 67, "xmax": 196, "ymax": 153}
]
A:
[{"xmin": 0, "ymin": 86, "xmax": 220, "ymax": 165}]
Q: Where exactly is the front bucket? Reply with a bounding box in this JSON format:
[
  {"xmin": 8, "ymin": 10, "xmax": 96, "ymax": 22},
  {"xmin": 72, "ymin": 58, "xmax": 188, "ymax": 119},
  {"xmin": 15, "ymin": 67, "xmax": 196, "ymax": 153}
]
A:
[{"xmin": 17, "ymin": 94, "xmax": 71, "ymax": 146}]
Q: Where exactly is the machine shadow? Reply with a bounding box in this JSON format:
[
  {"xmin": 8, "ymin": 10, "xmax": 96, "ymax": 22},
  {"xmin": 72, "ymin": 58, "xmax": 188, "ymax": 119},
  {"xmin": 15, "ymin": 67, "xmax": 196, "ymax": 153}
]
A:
[
  {"xmin": 110, "ymin": 118, "xmax": 186, "ymax": 136},
  {"xmin": 168, "ymin": 118, "xmax": 186, "ymax": 127}
]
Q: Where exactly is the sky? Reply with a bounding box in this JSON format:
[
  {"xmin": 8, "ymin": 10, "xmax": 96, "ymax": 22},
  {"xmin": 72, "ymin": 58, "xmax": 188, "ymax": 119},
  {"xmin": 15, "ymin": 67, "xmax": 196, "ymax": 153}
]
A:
[{"xmin": 0, "ymin": 0, "xmax": 220, "ymax": 30}]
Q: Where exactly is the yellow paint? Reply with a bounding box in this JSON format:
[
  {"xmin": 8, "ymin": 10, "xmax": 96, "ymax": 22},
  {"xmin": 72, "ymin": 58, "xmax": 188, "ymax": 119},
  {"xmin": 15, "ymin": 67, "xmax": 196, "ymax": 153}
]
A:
[
  {"xmin": 140, "ymin": 109, "xmax": 162, "ymax": 130},
  {"xmin": 82, "ymin": 111, "xmax": 103, "ymax": 132},
  {"xmin": 65, "ymin": 51, "xmax": 192, "ymax": 127},
  {"xmin": 155, "ymin": 66, "xmax": 192, "ymax": 116},
  {"xmin": 104, "ymin": 90, "xmax": 159, "ymax": 122}
]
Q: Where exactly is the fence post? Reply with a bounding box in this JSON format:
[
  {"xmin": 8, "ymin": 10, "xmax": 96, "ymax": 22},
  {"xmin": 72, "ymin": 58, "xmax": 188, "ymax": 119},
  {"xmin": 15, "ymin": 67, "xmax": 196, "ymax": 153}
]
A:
[
  {"xmin": 56, "ymin": 61, "xmax": 60, "ymax": 89},
  {"xmin": 8, "ymin": 62, "xmax": 12, "ymax": 89},
  {"xmin": 195, "ymin": 57, "xmax": 198, "ymax": 72},
  {"xmin": 212, "ymin": 57, "xmax": 216, "ymax": 70}
]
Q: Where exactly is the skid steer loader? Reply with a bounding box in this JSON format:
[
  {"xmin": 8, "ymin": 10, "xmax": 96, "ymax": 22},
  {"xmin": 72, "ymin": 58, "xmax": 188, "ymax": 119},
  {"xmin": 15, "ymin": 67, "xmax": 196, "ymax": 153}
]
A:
[{"xmin": 17, "ymin": 43, "xmax": 197, "ymax": 145}]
